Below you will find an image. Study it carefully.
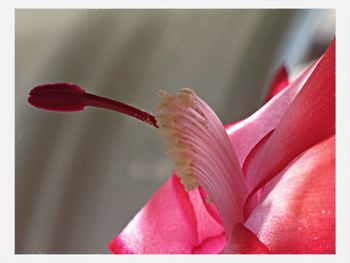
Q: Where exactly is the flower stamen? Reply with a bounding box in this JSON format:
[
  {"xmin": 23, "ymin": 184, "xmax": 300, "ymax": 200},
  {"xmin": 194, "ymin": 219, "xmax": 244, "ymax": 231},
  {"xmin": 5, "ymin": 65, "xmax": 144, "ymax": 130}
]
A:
[{"xmin": 155, "ymin": 88, "xmax": 248, "ymax": 250}]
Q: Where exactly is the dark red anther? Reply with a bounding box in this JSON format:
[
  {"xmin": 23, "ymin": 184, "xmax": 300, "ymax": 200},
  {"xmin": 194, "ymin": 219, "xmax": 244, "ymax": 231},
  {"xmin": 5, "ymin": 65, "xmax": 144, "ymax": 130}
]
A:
[
  {"xmin": 28, "ymin": 83, "xmax": 86, "ymax": 112},
  {"xmin": 28, "ymin": 82, "xmax": 159, "ymax": 128}
]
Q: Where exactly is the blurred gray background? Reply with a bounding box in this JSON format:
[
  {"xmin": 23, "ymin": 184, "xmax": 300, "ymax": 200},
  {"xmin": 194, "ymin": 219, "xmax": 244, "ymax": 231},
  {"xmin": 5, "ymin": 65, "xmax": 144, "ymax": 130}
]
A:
[{"xmin": 15, "ymin": 9, "xmax": 335, "ymax": 254}]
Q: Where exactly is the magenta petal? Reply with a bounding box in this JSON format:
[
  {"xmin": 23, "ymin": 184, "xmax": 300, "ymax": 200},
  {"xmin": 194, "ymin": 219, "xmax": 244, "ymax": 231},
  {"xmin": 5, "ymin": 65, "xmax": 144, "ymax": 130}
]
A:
[
  {"xmin": 189, "ymin": 189, "xmax": 226, "ymax": 254},
  {"xmin": 198, "ymin": 186, "xmax": 222, "ymax": 225},
  {"xmin": 244, "ymin": 39, "xmax": 335, "ymax": 215},
  {"xmin": 245, "ymin": 135, "xmax": 335, "ymax": 253},
  {"xmin": 264, "ymin": 65, "xmax": 289, "ymax": 102},
  {"xmin": 109, "ymin": 175, "xmax": 225, "ymax": 254},
  {"xmin": 226, "ymin": 59, "xmax": 317, "ymax": 167}
]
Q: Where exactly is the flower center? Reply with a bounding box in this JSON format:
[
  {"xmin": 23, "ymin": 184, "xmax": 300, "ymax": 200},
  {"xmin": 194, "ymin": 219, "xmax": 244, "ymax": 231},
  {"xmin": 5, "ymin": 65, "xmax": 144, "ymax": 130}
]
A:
[
  {"xmin": 28, "ymin": 83, "xmax": 249, "ymax": 252},
  {"xmin": 155, "ymin": 88, "xmax": 248, "ymax": 249}
]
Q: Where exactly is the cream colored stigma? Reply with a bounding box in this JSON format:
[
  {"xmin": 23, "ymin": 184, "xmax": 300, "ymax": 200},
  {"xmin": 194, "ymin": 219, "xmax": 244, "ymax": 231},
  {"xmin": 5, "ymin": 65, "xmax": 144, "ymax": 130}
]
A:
[{"xmin": 155, "ymin": 88, "xmax": 204, "ymax": 192}]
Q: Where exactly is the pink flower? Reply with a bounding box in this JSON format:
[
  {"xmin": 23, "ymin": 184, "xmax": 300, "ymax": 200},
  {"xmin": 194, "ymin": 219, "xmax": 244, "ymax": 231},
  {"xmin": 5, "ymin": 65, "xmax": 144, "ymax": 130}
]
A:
[
  {"xmin": 28, "ymin": 39, "xmax": 335, "ymax": 254},
  {"xmin": 109, "ymin": 39, "xmax": 335, "ymax": 254}
]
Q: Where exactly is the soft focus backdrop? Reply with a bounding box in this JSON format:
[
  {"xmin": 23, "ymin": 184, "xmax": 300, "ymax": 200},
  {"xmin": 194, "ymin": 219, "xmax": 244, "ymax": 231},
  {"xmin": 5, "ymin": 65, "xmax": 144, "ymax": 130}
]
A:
[{"xmin": 15, "ymin": 9, "xmax": 335, "ymax": 254}]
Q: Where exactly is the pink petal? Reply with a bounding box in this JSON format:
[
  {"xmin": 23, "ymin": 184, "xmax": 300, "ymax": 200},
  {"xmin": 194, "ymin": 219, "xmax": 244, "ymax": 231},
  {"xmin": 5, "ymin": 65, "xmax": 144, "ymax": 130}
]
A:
[
  {"xmin": 226, "ymin": 58, "xmax": 318, "ymax": 167},
  {"xmin": 189, "ymin": 189, "xmax": 226, "ymax": 254},
  {"xmin": 198, "ymin": 186, "xmax": 222, "ymax": 224},
  {"xmin": 244, "ymin": 39, "xmax": 335, "ymax": 216},
  {"xmin": 245, "ymin": 135, "xmax": 335, "ymax": 253},
  {"xmin": 109, "ymin": 175, "xmax": 225, "ymax": 254},
  {"xmin": 264, "ymin": 65, "xmax": 289, "ymax": 102}
]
